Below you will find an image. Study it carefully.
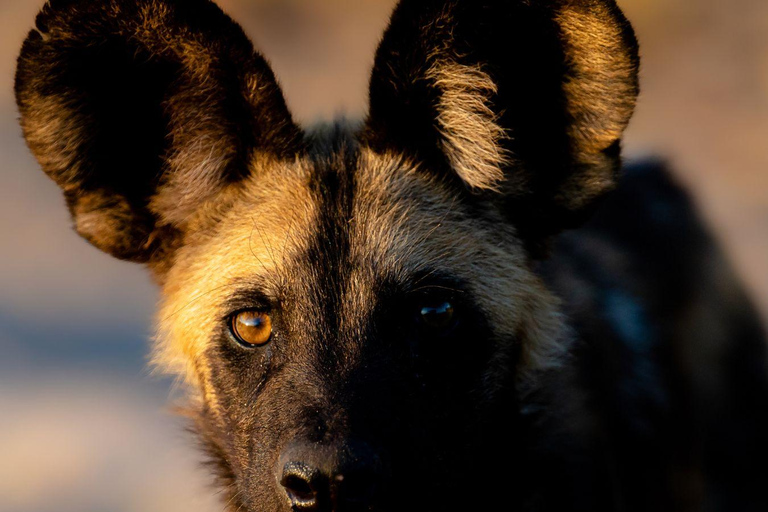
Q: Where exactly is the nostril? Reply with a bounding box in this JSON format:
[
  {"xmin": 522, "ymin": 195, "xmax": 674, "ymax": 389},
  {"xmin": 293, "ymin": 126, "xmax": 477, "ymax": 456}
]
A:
[
  {"xmin": 282, "ymin": 474, "xmax": 315, "ymax": 502},
  {"xmin": 281, "ymin": 462, "xmax": 322, "ymax": 510}
]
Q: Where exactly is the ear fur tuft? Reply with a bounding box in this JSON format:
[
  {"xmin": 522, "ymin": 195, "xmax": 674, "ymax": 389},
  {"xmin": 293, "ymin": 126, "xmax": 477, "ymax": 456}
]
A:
[{"xmin": 428, "ymin": 60, "xmax": 511, "ymax": 191}]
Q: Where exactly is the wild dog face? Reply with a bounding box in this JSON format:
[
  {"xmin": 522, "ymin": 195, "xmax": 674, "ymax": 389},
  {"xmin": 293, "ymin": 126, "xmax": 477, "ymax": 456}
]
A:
[{"xmin": 16, "ymin": 0, "xmax": 638, "ymax": 510}]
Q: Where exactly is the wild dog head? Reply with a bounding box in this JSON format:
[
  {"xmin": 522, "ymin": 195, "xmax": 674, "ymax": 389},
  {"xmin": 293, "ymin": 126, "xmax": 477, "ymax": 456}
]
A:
[{"xmin": 16, "ymin": 0, "xmax": 638, "ymax": 510}]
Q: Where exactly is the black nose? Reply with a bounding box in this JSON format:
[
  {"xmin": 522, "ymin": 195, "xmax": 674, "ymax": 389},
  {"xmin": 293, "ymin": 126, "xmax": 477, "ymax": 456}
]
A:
[{"xmin": 279, "ymin": 442, "xmax": 380, "ymax": 511}]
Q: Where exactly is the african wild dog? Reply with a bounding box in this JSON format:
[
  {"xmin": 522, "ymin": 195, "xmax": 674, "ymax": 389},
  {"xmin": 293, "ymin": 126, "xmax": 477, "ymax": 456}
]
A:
[{"xmin": 14, "ymin": 0, "xmax": 768, "ymax": 511}]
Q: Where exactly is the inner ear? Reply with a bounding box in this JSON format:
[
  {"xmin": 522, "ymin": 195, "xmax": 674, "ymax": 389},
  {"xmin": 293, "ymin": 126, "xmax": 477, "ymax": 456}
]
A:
[{"xmin": 64, "ymin": 38, "xmax": 178, "ymax": 215}]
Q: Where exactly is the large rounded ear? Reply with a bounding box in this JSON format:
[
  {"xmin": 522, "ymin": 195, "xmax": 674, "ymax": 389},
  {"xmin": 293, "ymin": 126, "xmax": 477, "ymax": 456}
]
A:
[
  {"xmin": 363, "ymin": 0, "xmax": 639, "ymax": 247},
  {"xmin": 15, "ymin": 0, "xmax": 303, "ymax": 263}
]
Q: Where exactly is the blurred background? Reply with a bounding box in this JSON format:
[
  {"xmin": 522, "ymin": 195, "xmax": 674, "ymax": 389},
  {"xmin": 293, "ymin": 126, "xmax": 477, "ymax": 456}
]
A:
[{"xmin": 1, "ymin": 0, "xmax": 766, "ymax": 511}]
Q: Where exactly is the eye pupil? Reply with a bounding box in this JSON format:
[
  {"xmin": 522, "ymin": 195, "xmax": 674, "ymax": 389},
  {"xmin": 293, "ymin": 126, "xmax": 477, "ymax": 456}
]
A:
[
  {"xmin": 231, "ymin": 311, "xmax": 272, "ymax": 347},
  {"xmin": 419, "ymin": 301, "xmax": 455, "ymax": 330}
]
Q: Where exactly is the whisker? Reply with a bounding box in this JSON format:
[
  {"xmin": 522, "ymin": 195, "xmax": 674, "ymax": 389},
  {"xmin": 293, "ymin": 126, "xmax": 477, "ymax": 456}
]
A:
[
  {"xmin": 411, "ymin": 266, "xmax": 443, "ymax": 287},
  {"xmin": 222, "ymin": 487, "xmax": 244, "ymax": 512},
  {"xmin": 253, "ymin": 217, "xmax": 277, "ymax": 268},
  {"xmin": 399, "ymin": 195, "xmax": 460, "ymax": 265},
  {"xmin": 248, "ymin": 217, "xmax": 269, "ymax": 269},
  {"xmin": 280, "ymin": 205, "xmax": 302, "ymax": 265}
]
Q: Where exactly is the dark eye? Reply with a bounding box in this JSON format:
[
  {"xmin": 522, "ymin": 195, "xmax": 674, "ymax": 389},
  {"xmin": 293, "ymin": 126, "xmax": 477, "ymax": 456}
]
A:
[
  {"xmin": 230, "ymin": 310, "xmax": 272, "ymax": 347},
  {"xmin": 418, "ymin": 301, "xmax": 456, "ymax": 333}
]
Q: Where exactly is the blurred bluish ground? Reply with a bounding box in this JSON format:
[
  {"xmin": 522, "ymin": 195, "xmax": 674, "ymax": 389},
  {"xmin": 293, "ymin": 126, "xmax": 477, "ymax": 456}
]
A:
[{"xmin": 1, "ymin": 0, "xmax": 766, "ymax": 511}]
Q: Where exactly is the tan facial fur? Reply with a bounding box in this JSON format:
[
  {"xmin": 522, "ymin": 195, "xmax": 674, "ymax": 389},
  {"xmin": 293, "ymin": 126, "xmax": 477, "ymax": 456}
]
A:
[
  {"xmin": 154, "ymin": 146, "xmax": 568, "ymax": 407},
  {"xmin": 154, "ymin": 155, "xmax": 319, "ymax": 392}
]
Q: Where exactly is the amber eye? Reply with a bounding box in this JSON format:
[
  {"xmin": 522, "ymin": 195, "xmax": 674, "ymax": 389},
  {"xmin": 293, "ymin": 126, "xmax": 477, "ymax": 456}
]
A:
[
  {"xmin": 419, "ymin": 301, "xmax": 456, "ymax": 332},
  {"xmin": 230, "ymin": 310, "xmax": 272, "ymax": 347}
]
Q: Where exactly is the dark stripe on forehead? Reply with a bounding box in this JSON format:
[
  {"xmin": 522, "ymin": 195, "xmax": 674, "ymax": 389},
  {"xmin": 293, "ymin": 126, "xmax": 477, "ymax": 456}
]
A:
[{"xmin": 300, "ymin": 126, "xmax": 361, "ymax": 346}]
